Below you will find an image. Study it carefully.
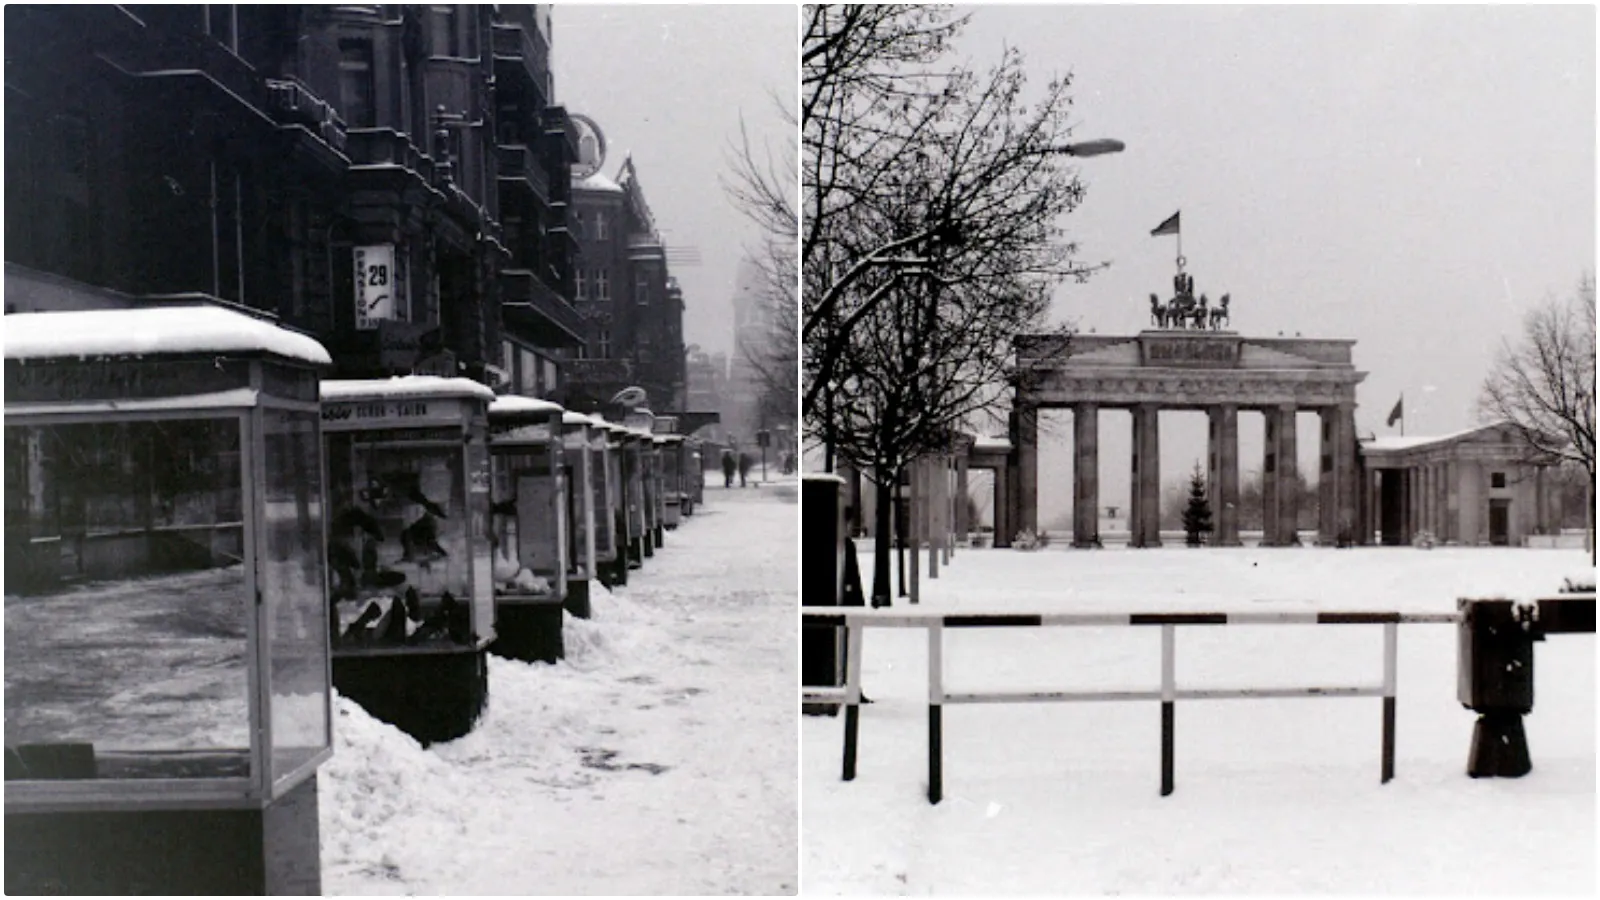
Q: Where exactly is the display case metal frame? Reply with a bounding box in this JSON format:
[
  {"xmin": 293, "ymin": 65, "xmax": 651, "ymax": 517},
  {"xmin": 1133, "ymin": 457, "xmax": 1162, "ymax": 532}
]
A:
[
  {"xmin": 561, "ymin": 411, "xmax": 600, "ymax": 618},
  {"xmin": 4, "ymin": 310, "xmax": 333, "ymax": 815}
]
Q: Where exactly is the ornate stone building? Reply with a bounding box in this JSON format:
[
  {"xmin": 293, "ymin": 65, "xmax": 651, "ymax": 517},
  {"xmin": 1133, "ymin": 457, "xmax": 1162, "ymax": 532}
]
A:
[
  {"xmin": 4, "ymin": 5, "xmax": 581, "ymax": 389},
  {"xmin": 566, "ymin": 154, "xmax": 687, "ymax": 415}
]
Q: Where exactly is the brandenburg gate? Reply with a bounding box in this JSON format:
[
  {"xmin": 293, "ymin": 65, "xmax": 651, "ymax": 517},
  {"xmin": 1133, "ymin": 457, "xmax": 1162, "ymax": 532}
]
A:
[{"xmin": 1010, "ymin": 330, "xmax": 1367, "ymax": 547}]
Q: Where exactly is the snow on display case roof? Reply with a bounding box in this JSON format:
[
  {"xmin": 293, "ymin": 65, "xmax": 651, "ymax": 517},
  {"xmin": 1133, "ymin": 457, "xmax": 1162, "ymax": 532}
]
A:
[
  {"xmin": 973, "ymin": 433, "xmax": 1013, "ymax": 450},
  {"xmin": 488, "ymin": 394, "xmax": 565, "ymax": 417},
  {"xmin": 4, "ymin": 304, "xmax": 332, "ymax": 365},
  {"xmin": 322, "ymin": 375, "xmax": 496, "ymax": 403},
  {"xmin": 562, "ymin": 410, "xmax": 595, "ymax": 427}
]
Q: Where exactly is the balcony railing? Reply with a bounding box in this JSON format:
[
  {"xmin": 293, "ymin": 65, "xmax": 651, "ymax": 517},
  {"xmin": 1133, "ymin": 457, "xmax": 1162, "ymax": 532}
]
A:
[
  {"xmin": 344, "ymin": 128, "xmax": 437, "ymax": 183},
  {"xmin": 264, "ymin": 78, "xmax": 348, "ymax": 152},
  {"xmin": 492, "ymin": 22, "xmax": 550, "ymax": 103},
  {"xmin": 496, "ymin": 143, "xmax": 550, "ymax": 205},
  {"xmin": 501, "ymin": 268, "xmax": 584, "ymax": 347}
]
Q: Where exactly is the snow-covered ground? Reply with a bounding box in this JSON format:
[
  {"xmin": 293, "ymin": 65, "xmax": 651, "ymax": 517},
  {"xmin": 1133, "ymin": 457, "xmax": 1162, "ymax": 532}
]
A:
[
  {"xmin": 322, "ymin": 478, "xmax": 797, "ymax": 895},
  {"xmin": 803, "ymin": 544, "xmax": 1595, "ymax": 894}
]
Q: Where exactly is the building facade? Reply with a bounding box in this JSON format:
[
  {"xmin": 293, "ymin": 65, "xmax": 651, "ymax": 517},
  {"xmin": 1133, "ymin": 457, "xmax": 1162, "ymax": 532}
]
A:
[
  {"xmin": 566, "ymin": 154, "xmax": 687, "ymax": 415},
  {"xmin": 1360, "ymin": 423, "xmax": 1566, "ymax": 547},
  {"xmin": 5, "ymin": 4, "xmax": 581, "ymax": 390}
]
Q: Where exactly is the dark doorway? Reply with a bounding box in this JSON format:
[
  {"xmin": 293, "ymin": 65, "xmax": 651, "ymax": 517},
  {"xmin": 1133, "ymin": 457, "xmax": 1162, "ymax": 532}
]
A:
[
  {"xmin": 1379, "ymin": 469, "xmax": 1405, "ymax": 546},
  {"xmin": 1489, "ymin": 499, "xmax": 1511, "ymax": 546}
]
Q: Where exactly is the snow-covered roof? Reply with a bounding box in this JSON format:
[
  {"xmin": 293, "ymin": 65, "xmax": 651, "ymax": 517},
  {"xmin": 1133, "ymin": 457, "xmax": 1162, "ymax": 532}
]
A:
[
  {"xmin": 4, "ymin": 304, "xmax": 331, "ymax": 365},
  {"xmin": 562, "ymin": 411, "xmax": 595, "ymax": 427},
  {"xmin": 1361, "ymin": 422, "xmax": 1514, "ymax": 454},
  {"xmin": 973, "ymin": 434, "xmax": 1012, "ymax": 450},
  {"xmin": 323, "ymin": 376, "xmax": 495, "ymax": 403},
  {"xmin": 574, "ymin": 171, "xmax": 624, "ymax": 194},
  {"xmin": 488, "ymin": 394, "xmax": 565, "ymax": 417}
]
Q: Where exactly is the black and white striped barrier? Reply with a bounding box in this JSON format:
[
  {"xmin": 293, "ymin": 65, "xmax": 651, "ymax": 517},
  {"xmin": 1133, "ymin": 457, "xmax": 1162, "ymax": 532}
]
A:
[{"xmin": 801, "ymin": 608, "xmax": 1461, "ymax": 805}]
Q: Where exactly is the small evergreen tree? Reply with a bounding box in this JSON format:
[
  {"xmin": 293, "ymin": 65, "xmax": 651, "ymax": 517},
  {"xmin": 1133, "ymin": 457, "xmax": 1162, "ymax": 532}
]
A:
[{"xmin": 1182, "ymin": 462, "xmax": 1213, "ymax": 546}]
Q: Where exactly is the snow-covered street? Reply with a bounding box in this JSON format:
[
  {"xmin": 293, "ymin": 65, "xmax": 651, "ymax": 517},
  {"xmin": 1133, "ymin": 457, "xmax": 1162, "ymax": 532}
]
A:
[
  {"xmin": 802, "ymin": 544, "xmax": 1595, "ymax": 894},
  {"xmin": 321, "ymin": 479, "xmax": 798, "ymax": 895}
]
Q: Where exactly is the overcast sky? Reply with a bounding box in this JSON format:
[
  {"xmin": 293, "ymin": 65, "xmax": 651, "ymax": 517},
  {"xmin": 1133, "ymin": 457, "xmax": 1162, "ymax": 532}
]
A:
[
  {"xmin": 947, "ymin": 5, "xmax": 1595, "ymax": 527},
  {"xmin": 552, "ymin": 4, "xmax": 796, "ymax": 360}
]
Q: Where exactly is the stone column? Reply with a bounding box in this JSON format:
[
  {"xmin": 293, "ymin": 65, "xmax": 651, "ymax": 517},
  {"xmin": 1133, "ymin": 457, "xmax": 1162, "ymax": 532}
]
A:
[
  {"xmin": 1331, "ymin": 403, "xmax": 1357, "ymax": 544},
  {"xmin": 1073, "ymin": 402, "xmax": 1100, "ymax": 547},
  {"xmin": 1014, "ymin": 403, "xmax": 1039, "ymax": 538},
  {"xmin": 1276, "ymin": 403, "xmax": 1299, "ymax": 546},
  {"xmin": 1318, "ymin": 408, "xmax": 1338, "ymax": 545},
  {"xmin": 1208, "ymin": 404, "xmax": 1241, "ymax": 546},
  {"xmin": 1134, "ymin": 403, "xmax": 1162, "ymax": 548},
  {"xmin": 1405, "ymin": 466, "xmax": 1418, "ymax": 543},
  {"xmin": 1263, "ymin": 406, "xmax": 1281, "ymax": 546},
  {"xmin": 994, "ymin": 465, "xmax": 1011, "ymax": 549},
  {"xmin": 955, "ymin": 455, "xmax": 970, "ymax": 542}
]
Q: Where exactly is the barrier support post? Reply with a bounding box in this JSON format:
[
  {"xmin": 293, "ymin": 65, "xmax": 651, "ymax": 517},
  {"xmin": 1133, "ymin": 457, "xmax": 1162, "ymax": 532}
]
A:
[
  {"xmin": 1160, "ymin": 624, "xmax": 1176, "ymax": 796},
  {"xmin": 842, "ymin": 619, "xmax": 863, "ymax": 781},
  {"xmin": 1381, "ymin": 621, "xmax": 1397, "ymax": 783},
  {"xmin": 928, "ymin": 620, "xmax": 944, "ymax": 805}
]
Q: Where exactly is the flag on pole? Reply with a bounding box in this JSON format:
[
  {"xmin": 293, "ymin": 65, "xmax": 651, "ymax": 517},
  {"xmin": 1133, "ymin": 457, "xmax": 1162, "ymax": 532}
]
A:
[
  {"xmin": 1151, "ymin": 211, "xmax": 1180, "ymax": 237},
  {"xmin": 1386, "ymin": 396, "xmax": 1404, "ymax": 427}
]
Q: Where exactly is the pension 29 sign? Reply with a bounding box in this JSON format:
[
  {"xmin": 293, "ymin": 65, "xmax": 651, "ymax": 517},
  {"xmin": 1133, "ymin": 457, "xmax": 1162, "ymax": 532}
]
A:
[{"xmin": 354, "ymin": 244, "xmax": 407, "ymax": 330}]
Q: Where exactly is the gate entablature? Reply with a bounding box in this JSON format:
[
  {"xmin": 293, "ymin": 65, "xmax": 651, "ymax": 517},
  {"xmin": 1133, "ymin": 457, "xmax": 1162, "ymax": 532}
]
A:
[{"xmin": 1015, "ymin": 332, "xmax": 1365, "ymax": 409}]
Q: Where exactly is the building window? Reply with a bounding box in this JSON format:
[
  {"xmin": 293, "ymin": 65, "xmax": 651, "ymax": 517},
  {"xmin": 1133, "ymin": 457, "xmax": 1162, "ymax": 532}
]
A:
[
  {"xmin": 338, "ymin": 40, "xmax": 376, "ymax": 128},
  {"xmin": 595, "ymin": 214, "xmax": 609, "ymax": 240},
  {"xmin": 595, "ymin": 270, "xmax": 609, "ymax": 303},
  {"xmin": 635, "ymin": 270, "xmax": 650, "ymax": 306},
  {"xmin": 571, "ymin": 210, "xmax": 585, "ymax": 240},
  {"xmin": 206, "ymin": 6, "xmax": 238, "ymax": 53},
  {"xmin": 544, "ymin": 359, "xmax": 558, "ymax": 392},
  {"xmin": 502, "ymin": 340, "xmax": 516, "ymax": 373},
  {"xmin": 574, "ymin": 268, "xmax": 587, "ymax": 302},
  {"xmin": 1491, "ymin": 472, "xmax": 1506, "ymax": 489},
  {"xmin": 597, "ymin": 328, "xmax": 611, "ymax": 359},
  {"xmin": 518, "ymin": 348, "xmax": 537, "ymax": 396},
  {"xmin": 431, "ymin": 6, "xmax": 461, "ymax": 57}
]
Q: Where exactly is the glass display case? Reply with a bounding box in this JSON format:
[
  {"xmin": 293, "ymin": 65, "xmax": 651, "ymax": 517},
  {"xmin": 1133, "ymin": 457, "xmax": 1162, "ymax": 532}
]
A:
[
  {"xmin": 485, "ymin": 395, "xmax": 569, "ymax": 662},
  {"xmin": 588, "ymin": 418, "xmax": 620, "ymax": 586},
  {"xmin": 321, "ymin": 378, "xmax": 497, "ymax": 655},
  {"xmin": 321, "ymin": 377, "xmax": 495, "ymax": 743},
  {"xmin": 660, "ymin": 435, "xmax": 686, "ymax": 529},
  {"xmin": 646, "ymin": 436, "xmax": 666, "ymax": 550},
  {"xmin": 683, "ymin": 438, "xmax": 704, "ymax": 516},
  {"xmin": 561, "ymin": 412, "xmax": 599, "ymax": 618},
  {"xmin": 4, "ymin": 305, "xmax": 333, "ymax": 811},
  {"xmin": 624, "ymin": 430, "xmax": 649, "ymax": 565}
]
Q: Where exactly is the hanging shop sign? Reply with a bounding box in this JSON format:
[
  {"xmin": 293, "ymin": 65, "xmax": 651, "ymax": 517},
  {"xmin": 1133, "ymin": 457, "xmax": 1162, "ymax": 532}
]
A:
[{"xmin": 354, "ymin": 244, "xmax": 406, "ymax": 331}]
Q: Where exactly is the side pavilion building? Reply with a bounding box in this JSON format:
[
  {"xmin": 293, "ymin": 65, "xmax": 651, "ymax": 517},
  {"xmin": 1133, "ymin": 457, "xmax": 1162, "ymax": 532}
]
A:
[{"xmin": 1359, "ymin": 422, "xmax": 1567, "ymax": 547}]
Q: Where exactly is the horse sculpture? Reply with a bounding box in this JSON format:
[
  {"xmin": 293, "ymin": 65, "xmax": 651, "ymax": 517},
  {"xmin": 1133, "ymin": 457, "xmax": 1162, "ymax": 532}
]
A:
[
  {"xmin": 1208, "ymin": 294, "xmax": 1230, "ymax": 330},
  {"xmin": 1149, "ymin": 294, "xmax": 1167, "ymax": 329}
]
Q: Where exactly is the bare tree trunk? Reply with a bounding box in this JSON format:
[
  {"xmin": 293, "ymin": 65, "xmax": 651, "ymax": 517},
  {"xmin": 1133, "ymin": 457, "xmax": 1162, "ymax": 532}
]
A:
[{"xmin": 871, "ymin": 474, "xmax": 893, "ymax": 606}]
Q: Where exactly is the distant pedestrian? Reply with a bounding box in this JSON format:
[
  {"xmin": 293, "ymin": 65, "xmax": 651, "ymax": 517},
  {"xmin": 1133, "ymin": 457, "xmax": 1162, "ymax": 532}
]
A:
[
  {"xmin": 721, "ymin": 448, "xmax": 737, "ymax": 488},
  {"xmin": 738, "ymin": 451, "xmax": 752, "ymax": 487}
]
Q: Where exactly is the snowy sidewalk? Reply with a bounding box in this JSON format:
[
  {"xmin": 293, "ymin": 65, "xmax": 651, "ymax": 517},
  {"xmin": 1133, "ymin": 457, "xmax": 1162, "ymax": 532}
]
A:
[{"xmin": 322, "ymin": 485, "xmax": 797, "ymax": 895}]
